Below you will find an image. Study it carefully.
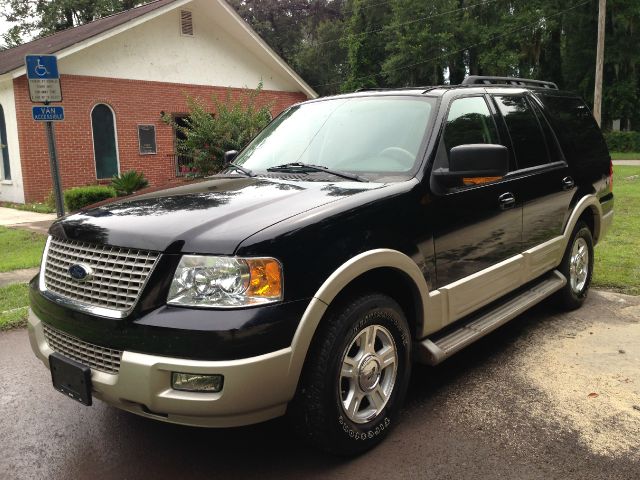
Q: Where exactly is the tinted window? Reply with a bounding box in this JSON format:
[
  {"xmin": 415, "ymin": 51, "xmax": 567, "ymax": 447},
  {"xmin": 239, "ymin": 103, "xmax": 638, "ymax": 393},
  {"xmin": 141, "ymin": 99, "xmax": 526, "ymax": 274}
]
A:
[
  {"xmin": 235, "ymin": 97, "xmax": 435, "ymax": 177},
  {"xmin": 0, "ymin": 104, "xmax": 10, "ymax": 181},
  {"xmin": 91, "ymin": 104, "xmax": 119, "ymax": 179},
  {"xmin": 535, "ymin": 95, "xmax": 609, "ymax": 165},
  {"xmin": 442, "ymin": 96, "xmax": 498, "ymax": 155},
  {"xmin": 494, "ymin": 96, "xmax": 549, "ymax": 169},
  {"xmin": 530, "ymin": 100, "xmax": 563, "ymax": 163}
]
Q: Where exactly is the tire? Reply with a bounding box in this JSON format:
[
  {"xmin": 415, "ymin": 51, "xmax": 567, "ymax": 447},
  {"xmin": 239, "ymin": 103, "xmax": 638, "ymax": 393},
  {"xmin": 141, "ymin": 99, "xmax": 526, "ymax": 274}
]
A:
[
  {"xmin": 289, "ymin": 293, "xmax": 412, "ymax": 456},
  {"xmin": 556, "ymin": 220, "xmax": 594, "ymax": 310}
]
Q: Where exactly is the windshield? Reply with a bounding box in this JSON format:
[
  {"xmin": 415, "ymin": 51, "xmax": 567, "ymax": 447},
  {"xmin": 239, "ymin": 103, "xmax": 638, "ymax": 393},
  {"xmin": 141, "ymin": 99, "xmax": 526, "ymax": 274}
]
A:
[{"xmin": 234, "ymin": 96, "xmax": 435, "ymax": 179}]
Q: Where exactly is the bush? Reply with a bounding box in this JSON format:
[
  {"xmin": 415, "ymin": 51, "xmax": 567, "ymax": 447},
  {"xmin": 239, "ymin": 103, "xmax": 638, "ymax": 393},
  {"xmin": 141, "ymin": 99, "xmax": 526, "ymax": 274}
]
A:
[
  {"xmin": 64, "ymin": 185, "xmax": 116, "ymax": 211},
  {"xmin": 603, "ymin": 131, "xmax": 640, "ymax": 152},
  {"xmin": 162, "ymin": 82, "xmax": 273, "ymax": 176},
  {"xmin": 111, "ymin": 170, "xmax": 149, "ymax": 196}
]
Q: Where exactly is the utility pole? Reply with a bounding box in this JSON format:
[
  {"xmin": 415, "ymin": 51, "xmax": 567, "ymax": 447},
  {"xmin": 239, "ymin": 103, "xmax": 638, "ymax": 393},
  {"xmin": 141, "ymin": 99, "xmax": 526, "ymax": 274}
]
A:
[{"xmin": 593, "ymin": 0, "xmax": 606, "ymax": 126}]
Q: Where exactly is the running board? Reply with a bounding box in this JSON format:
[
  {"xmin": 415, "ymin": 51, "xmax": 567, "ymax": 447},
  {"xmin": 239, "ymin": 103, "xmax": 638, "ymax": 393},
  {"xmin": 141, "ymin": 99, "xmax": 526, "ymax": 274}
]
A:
[{"xmin": 415, "ymin": 270, "xmax": 566, "ymax": 365}]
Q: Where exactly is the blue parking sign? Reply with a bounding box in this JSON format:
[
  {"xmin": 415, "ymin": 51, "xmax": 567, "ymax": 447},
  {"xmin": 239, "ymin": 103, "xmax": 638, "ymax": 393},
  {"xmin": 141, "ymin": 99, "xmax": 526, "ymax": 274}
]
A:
[{"xmin": 26, "ymin": 55, "xmax": 60, "ymax": 80}]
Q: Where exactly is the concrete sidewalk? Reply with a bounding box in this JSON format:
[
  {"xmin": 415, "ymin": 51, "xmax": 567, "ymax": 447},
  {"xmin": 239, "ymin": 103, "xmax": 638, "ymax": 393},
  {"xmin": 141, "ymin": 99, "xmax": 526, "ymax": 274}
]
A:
[
  {"xmin": 0, "ymin": 268, "xmax": 39, "ymax": 287},
  {"xmin": 613, "ymin": 160, "xmax": 640, "ymax": 165},
  {"xmin": 0, "ymin": 207, "xmax": 56, "ymax": 235}
]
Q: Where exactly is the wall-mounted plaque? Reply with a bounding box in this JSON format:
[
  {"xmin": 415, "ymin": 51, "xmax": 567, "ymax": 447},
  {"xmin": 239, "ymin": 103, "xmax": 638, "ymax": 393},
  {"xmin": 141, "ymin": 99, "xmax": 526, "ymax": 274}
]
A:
[{"xmin": 138, "ymin": 124, "xmax": 157, "ymax": 155}]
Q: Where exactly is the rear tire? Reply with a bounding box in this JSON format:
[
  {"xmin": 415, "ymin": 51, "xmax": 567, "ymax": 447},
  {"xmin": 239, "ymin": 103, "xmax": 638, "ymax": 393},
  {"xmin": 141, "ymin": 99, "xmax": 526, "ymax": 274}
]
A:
[
  {"xmin": 289, "ymin": 293, "xmax": 411, "ymax": 456},
  {"xmin": 556, "ymin": 221, "xmax": 594, "ymax": 310}
]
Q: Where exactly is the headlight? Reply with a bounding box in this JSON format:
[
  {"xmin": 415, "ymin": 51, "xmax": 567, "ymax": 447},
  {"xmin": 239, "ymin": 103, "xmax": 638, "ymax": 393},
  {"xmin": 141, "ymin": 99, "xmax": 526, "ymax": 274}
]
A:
[{"xmin": 167, "ymin": 255, "xmax": 283, "ymax": 308}]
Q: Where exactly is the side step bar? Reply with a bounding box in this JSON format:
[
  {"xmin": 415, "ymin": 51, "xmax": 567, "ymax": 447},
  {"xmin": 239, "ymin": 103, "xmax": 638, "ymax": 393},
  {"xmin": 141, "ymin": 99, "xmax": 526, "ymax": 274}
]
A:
[{"xmin": 415, "ymin": 270, "xmax": 567, "ymax": 365}]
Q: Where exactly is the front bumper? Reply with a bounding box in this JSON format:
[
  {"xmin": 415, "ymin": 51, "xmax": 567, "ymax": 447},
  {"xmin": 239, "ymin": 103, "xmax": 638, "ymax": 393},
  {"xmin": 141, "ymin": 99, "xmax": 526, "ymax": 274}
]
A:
[{"xmin": 28, "ymin": 309, "xmax": 297, "ymax": 427}]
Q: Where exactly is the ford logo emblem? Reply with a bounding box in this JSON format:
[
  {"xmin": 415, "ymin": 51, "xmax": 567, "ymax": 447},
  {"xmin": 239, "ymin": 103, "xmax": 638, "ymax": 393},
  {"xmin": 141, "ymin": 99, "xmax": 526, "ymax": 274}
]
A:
[{"xmin": 68, "ymin": 263, "xmax": 93, "ymax": 282}]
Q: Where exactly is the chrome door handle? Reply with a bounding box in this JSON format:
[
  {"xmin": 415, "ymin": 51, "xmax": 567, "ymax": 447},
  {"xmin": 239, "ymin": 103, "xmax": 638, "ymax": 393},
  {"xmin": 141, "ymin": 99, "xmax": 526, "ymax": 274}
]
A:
[
  {"xmin": 562, "ymin": 176, "xmax": 575, "ymax": 190},
  {"xmin": 499, "ymin": 192, "xmax": 516, "ymax": 210}
]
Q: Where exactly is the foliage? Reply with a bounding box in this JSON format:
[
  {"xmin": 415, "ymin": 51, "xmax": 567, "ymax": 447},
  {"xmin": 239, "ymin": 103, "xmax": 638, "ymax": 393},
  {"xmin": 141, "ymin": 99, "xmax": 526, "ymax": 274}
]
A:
[
  {"xmin": 610, "ymin": 151, "xmax": 640, "ymax": 160},
  {"xmin": 63, "ymin": 185, "xmax": 116, "ymax": 211},
  {"xmin": 110, "ymin": 170, "xmax": 148, "ymax": 196},
  {"xmin": 593, "ymin": 166, "xmax": 640, "ymax": 295},
  {"xmin": 603, "ymin": 131, "xmax": 640, "ymax": 152},
  {"xmin": 4, "ymin": 0, "xmax": 640, "ymax": 128},
  {"xmin": 162, "ymin": 83, "xmax": 273, "ymax": 176},
  {"xmin": 0, "ymin": 283, "xmax": 29, "ymax": 331},
  {"xmin": 0, "ymin": 226, "xmax": 46, "ymax": 272}
]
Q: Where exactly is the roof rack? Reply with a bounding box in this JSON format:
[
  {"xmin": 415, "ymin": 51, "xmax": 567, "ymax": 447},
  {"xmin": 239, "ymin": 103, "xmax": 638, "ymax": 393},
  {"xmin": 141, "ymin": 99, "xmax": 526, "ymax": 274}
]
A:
[
  {"xmin": 354, "ymin": 86, "xmax": 432, "ymax": 93},
  {"xmin": 461, "ymin": 76, "xmax": 558, "ymax": 90}
]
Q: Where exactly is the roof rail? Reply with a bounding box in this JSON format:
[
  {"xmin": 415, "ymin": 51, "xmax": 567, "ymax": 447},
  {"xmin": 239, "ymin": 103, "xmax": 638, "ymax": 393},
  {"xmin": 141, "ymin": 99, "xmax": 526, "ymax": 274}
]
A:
[
  {"xmin": 354, "ymin": 86, "xmax": 432, "ymax": 93},
  {"xmin": 461, "ymin": 76, "xmax": 558, "ymax": 90}
]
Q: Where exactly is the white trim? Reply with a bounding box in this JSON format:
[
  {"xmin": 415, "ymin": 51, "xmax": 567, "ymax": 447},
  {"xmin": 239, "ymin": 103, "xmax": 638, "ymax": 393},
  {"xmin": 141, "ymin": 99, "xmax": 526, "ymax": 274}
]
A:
[{"xmin": 90, "ymin": 103, "xmax": 121, "ymax": 179}]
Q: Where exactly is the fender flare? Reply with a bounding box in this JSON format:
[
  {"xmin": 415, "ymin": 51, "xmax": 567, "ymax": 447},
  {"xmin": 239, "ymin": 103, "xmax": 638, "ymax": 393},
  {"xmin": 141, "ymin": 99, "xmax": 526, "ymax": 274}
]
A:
[
  {"xmin": 284, "ymin": 249, "xmax": 429, "ymax": 396},
  {"xmin": 562, "ymin": 194, "xmax": 603, "ymax": 248}
]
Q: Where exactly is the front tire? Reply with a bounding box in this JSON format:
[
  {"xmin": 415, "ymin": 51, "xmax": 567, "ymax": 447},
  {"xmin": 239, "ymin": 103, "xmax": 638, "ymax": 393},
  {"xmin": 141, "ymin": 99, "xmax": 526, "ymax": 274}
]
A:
[
  {"xmin": 290, "ymin": 293, "xmax": 411, "ymax": 456},
  {"xmin": 556, "ymin": 221, "xmax": 594, "ymax": 310}
]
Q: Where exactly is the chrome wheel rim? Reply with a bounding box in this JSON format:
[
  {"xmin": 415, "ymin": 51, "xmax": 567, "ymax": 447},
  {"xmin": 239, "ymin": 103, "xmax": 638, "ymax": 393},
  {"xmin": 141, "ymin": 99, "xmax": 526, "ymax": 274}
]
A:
[
  {"xmin": 339, "ymin": 324, "xmax": 398, "ymax": 424},
  {"xmin": 569, "ymin": 237, "xmax": 589, "ymax": 294}
]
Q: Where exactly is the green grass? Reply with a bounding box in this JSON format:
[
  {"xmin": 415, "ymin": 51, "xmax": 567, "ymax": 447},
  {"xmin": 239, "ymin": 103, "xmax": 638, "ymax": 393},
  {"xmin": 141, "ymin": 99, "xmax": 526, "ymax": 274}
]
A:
[
  {"xmin": 0, "ymin": 227, "xmax": 47, "ymax": 272},
  {"xmin": 0, "ymin": 201, "xmax": 55, "ymax": 214},
  {"xmin": 593, "ymin": 166, "xmax": 640, "ymax": 295},
  {"xmin": 0, "ymin": 283, "xmax": 30, "ymax": 330},
  {"xmin": 610, "ymin": 152, "xmax": 640, "ymax": 160}
]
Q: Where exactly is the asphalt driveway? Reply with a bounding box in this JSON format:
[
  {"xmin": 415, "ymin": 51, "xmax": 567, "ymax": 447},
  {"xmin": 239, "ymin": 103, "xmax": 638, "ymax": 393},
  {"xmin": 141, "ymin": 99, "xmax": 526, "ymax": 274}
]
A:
[{"xmin": 1, "ymin": 290, "xmax": 638, "ymax": 480}]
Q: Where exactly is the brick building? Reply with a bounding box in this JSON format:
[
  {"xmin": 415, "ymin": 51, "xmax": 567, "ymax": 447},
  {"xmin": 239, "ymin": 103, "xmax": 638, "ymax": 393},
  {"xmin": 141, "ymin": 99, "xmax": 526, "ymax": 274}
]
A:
[{"xmin": 0, "ymin": 0, "xmax": 316, "ymax": 203}]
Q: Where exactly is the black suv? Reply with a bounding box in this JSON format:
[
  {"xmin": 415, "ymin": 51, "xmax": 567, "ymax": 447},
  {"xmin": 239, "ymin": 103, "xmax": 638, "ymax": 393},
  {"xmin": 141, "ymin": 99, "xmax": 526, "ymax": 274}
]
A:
[{"xmin": 29, "ymin": 76, "xmax": 614, "ymax": 455}]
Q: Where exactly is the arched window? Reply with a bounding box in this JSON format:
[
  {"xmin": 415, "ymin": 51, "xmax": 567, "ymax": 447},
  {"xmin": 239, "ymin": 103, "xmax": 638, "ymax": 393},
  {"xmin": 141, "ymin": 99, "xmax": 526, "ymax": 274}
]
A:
[
  {"xmin": 91, "ymin": 104, "xmax": 119, "ymax": 178},
  {"xmin": 0, "ymin": 104, "xmax": 10, "ymax": 181}
]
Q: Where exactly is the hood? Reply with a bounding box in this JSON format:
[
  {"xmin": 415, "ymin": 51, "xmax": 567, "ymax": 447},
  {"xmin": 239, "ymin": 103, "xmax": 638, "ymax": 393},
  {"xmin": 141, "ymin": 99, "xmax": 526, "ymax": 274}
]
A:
[{"xmin": 50, "ymin": 176, "xmax": 388, "ymax": 254}]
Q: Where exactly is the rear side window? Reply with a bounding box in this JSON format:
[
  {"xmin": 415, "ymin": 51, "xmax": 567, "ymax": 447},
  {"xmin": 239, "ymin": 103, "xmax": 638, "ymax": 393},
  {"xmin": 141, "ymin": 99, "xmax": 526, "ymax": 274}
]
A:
[
  {"xmin": 442, "ymin": 96, "xmax": 498, "ymax": 156},
  {"xmin": 494, "ymin": 96, "xmax": 549, "ymax": 169},
  {"xmin": 535, "ymin": 95, "xmax": 609, "ymax": 165}
]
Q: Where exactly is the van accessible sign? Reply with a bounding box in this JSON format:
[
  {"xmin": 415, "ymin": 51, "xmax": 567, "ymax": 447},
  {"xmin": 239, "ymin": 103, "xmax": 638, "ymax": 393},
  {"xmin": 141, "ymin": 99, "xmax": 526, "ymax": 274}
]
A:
[
  {"xmin": 25, "ymin": 55, "xmax": 62, "ymax": 102},
  {"xmin": 32, "ymin": 106, "xmax": 64, "ymax": 122}
]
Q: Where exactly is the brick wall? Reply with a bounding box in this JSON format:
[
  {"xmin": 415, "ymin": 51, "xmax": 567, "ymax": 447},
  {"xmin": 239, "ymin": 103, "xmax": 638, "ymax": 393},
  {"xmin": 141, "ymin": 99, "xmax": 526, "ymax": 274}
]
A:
[{"xmin": 13, "ymin": 74, "xmax": 308, "ymax": 202}]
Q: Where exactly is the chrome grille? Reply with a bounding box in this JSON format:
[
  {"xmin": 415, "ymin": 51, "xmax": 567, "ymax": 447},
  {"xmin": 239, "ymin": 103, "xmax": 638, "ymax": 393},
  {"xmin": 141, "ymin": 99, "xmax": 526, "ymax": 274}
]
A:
[
  {"xmin": 43, "ymin": 237, "xmax": 159, "ymax": 313},
  {"xmin": 43, "ymin": 323, "xmax": 122, "ymax": 374}
]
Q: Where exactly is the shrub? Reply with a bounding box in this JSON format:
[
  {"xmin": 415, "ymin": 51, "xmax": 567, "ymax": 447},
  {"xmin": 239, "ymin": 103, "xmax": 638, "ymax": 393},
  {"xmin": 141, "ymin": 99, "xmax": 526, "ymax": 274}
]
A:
[
  {"xmin": 64, "ymin": 185, "xmax": 116, "ymax": 211},
  {"xmin": 111, "ymin": 170, "xmax": 149, "ymax": 196},
  {"xmin": 162, "ymin": 82, "xmax": 273, "ymax": 176},
  {"xmin": 603, "ymin": 131, "xmax": 640, "ymax": 152}
]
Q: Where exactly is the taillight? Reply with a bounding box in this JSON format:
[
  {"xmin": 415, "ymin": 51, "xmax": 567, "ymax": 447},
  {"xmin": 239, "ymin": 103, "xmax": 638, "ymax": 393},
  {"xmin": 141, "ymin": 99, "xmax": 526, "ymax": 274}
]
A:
[{"xmin": 609, "ymin": 160, "xmax": 614, "ymax": 192}]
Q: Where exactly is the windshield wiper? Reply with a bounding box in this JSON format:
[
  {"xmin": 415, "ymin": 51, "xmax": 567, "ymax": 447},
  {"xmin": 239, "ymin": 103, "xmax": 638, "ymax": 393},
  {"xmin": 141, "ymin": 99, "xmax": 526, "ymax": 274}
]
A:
[
  {"xmin": 266, "ymin": 162, "xmax": 368, "ymax": 182},
  {"xmin": 226, "ymin": 162, "xmax": 255, "ymax": 177}
]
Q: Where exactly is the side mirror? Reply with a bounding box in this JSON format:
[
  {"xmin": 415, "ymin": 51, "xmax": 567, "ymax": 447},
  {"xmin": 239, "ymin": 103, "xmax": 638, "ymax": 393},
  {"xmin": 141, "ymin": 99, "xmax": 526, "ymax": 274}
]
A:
[
  {"xmin": 224, "ymin": 150, "xmax": 238, "ymax": 164},
  {"xmin": 432, "ymin": 144, "xmax": 509, "ymax": 186}
]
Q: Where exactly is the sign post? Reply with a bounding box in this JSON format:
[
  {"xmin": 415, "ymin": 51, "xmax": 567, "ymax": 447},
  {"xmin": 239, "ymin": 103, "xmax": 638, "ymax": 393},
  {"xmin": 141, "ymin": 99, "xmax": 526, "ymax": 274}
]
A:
[{"xmin": 26, "ymin": 54, "xmax": 65, "ymax": 217}]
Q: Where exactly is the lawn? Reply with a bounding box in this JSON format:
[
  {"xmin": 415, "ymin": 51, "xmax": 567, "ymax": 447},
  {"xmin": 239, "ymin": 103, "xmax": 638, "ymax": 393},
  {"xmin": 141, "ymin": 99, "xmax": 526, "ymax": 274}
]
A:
[
  {"xmin": 0, "ymin": 227, "xmax": 47, "ymax": 272},
  {"xmin": 0, "ymin": 283, "xmax": 30, "ymax": 330},
  {"xmin": 610, "ymin": 152, "xmax": 640, "ymax": 160},
  {"xmin": 592, "ymin": 165, "xmax": 640, "ymax": 295}
]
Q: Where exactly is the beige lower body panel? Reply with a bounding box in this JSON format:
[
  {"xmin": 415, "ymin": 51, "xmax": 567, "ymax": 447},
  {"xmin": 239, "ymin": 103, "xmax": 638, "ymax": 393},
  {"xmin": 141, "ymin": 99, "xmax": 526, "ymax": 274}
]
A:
[{"xmin": 28, "ymin": 309, "xmax": 295, "ymax": 428}]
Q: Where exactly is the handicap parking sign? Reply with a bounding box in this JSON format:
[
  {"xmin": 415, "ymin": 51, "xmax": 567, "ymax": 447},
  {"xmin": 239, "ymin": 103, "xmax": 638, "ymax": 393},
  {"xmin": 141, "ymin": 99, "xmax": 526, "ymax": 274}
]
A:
[
  {"xmin": 25, "ymin": 55, "xmax": 62, "ymax": 102},
  {"xmin": 26, "ymin": 55, "xmax": 60, "ymax": 80}
]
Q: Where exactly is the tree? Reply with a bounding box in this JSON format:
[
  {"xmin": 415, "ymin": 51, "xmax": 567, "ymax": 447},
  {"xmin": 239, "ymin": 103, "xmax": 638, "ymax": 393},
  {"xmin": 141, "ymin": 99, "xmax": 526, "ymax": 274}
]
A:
[
  {"xmin": 162, "ymin": 83, "xmax": 273, "ymax": 176},
  {"xmin": 1, "ymin": 0, "xmax": 145, "ymax": 47}
]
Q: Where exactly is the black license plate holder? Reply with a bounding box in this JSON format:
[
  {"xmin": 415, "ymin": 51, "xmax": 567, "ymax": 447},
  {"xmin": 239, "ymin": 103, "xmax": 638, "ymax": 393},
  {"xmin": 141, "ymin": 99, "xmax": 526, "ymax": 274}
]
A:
[{"xmin": 49, "ymin": 352, "xmax": 92, "ymax": 406}]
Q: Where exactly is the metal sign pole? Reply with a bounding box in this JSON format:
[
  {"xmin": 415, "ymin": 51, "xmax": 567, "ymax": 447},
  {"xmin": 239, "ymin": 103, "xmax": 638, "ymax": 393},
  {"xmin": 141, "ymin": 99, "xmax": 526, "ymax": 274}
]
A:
[
  {"xmin": 45, "ymin": 120, "xmax": 65, "ymax": 217},
  {"xmin": 26, "ymin": 54, "xmax": 65, "ymax": 217}
]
